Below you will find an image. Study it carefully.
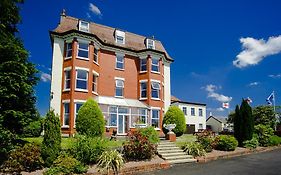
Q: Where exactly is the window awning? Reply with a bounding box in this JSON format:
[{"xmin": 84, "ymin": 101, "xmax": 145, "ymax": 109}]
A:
[{"xmin": 95, "ymin": 96, "xmax": 149, "ymax": 109}]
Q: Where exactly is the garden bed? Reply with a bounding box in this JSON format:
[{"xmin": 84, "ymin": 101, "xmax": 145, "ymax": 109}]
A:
[{"xmin": 197, "ymin": 145, "xmax": 281, "ymax": 163}]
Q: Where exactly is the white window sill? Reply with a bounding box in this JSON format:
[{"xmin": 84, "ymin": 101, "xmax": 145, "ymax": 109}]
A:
[
  {"xmin": 105, "ymin": 126, "xmax": 117, "ymax": 128},
  {"xmin": 139, "ymin": 97, "xmax": 147, "ymax": 100},
  {"xmin": 61, "ymin": 126, "xmax": 69, "ymax": 128},
  {"xmin": 92, "ymin": 91, "xmax": 98, "ymax": 95},
  {"xmin": 151, "ymin": 71, "xmax": 160, "ymax": 74},
  {"xmin": 76, "ymin": 57, "xmax": 89, "ymax": 61},
  {"xmin": 63, "ymin": 89, "xmax": 70, "ymax": 92},
  {"xmin": 139, "ymin": 71, "xmax": 147, "ymax": 74},
  {"xmin": 75, "ymin": 89, "xmax": 88, "ymax": 93},
  {"xmin": 115, "ymin": 68, "xmax": 124, "ymax": 71},
  {"xmin": 115, "ymin": 96, "xmax": 124, "ymax": 98},
  {"xmin": 64, "ymin": 57, "xmax": 72, "ymax": 60},
  {"xmin": 151, "ymin": 98, "xmax": 161, "ymax": 101},
  {"xmin": 93, "ymin": 61, "xmax": 99, "ymax": 66},
  {"xmin": 154, "ymin": 128, "xmax": 161, "ymax": 131}
]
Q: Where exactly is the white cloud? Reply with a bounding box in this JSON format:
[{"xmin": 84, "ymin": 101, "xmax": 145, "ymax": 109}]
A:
[
  {"xmin": 41, "ymin": 72, "xmax": 51, "ymax": 82},
  {"xmin": 269, "ymin": 74, "xmax": 281, "ymax": 78},
  {"xmin": 89, "ymin": 3, "xmax": 102, "ymax": 16},
  {"xmin": 204, "ymin": 84, "xmax": 232, "ymax": 102},
  {"xmin": 248, "ymin": 81, "xmax": 260, "ymax": 87},
  {"xmin": 233, "ymin": 35, "xmax": 281, "ymax": 68},
  {"xmin": 216, "ymin": 107, "xmax": 225, "ymax": 112}
]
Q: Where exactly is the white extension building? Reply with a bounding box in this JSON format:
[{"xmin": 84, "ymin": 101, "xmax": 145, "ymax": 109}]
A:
[{"xmin": 171, "ymin": 98, "xmax": 206, "ymax": 134}]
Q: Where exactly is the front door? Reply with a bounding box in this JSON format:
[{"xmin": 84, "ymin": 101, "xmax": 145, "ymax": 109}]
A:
[{"xmin": 118, "ymin": 115, "xmax": 125, "ymax": 135}]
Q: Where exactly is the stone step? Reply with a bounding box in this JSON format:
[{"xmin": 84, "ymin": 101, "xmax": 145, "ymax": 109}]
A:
[
  {"xmin": 163, "ymin": 155, "xmax": 193, "ymax": 160},
  {"xmin": 168, "ymin": 158, "xmax": 197, "ymax": 164},
  {"xmin": 160, "ymin": 152, "xmax": 191, "ymax": 157},
  {"xmin": 158, "ymin": 144, "xmax": 178, "ymax": 148},
  {"xmin": 157, "ymin": 146, "xmax": 181, "ymax": 151},
  {"xmin": 158, "ymin": 142, "xmax": 176, "ymax": 145},
  {"xmin": 157, "ymin": 149, "xmax": 184, "ymax": 154}
]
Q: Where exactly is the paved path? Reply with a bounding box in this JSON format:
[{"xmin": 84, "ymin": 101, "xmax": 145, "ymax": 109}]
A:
[{"xmin": 141, "ymin": 148, "xmax": 281, "ymax": 175}]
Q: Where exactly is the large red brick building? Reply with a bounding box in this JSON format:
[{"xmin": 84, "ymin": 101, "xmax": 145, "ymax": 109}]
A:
[{"xmin": 49, "ymin": 11, "xmax": 173, "ymax": 136}]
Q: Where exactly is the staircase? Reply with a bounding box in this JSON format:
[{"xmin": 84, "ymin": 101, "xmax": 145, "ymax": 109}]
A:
[{"xmin": 157, "ymin": 139, "xmax": 197, "ymax": 164}]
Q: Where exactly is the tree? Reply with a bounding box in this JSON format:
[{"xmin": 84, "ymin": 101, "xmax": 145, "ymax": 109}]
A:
[
  {"xmin": 0, "ymin": 0, "xmax": 39, "ymax": 135},
  {"xmin": 41, "ymin": 110, "xmax": 61, "ymax": 167},
  {"xmin": 253, "ymin": 106, "xmax": 276, "ymax": 129},
  {"xmin": 162, "ymin": 106, "xmax": 186, "ymax": 137},
  {"xmin": 233, "ymin": 105, "xmax": 242, "ymax": 145},
  {"xmin": 76, "ymin": 98, "xmax": 105, "ymax": 137},
  {"xmin": 240, "ymin": 99, "xmax": 254, "ymax": 142},
  {"xmin": 227, "ymin": 111, "xmax": 235, "ymax": 123}
]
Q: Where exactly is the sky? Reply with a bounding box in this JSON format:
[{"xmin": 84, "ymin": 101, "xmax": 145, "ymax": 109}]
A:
[{"xmin": 18, "ymin": 0, "xmax": 281, "ymax": 117}]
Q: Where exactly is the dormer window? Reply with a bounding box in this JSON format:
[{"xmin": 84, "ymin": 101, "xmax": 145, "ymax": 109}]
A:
[
  {"xmin": 79, "ymin": 20, "xmax": 89, "ymax": 32},
  {"xmin": 146, "ymin": 38, "xmax": 155, "ymax": 49},
  {"xmin": 115, "ymin": 30, "xmax": 125, "ymax": 44}
]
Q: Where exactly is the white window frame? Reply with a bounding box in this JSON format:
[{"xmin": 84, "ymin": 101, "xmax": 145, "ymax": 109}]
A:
[
  {"xmin": 146, "ymin": 39, "xmax": 155, "ymax": 49},
  {"xmin": 138, "ymin": 108, "xmax": 148, "ymax": 125},
  {"xmin": 151, "ymin": 80, "xmax": 161, "ymax": 100},
  {"xmin": 62, "ymin": 100, "xmax": 70, "ymax": 128},
  {"xmin": 93, "ymin": 47, "xmax": 99, "ymax": 64},
  {"xmin": 115, "ymin": 53, "xmax": 124, "ymax": 70},
  {"xmin": 92, "ymin": 70, "xmax": 99, "ymax": 95},
  {"xmin": 199, "ymin": 123, "xmax": 203, "ymax": 129},
  {"xmin": 139, "ymin": 80, "xmax": 148, "ymax": 100},
  {"xmin": 65, "ymin": 42, "xmax": 72, "ymax": 59},
  {"xmin": 140, "ymin": 58, "xmax": 147, "ymax": 72},
  {"xmin": 182, "ymin": 107, "xmax": 187, "ymax": 115},
  {"xmin": 79, "ymin": 20, "xmax": 89, "ymax": 32},
  {"xmin": 63, "ymin": 67, "xmax": 72, "ymax": 91},
  {"xmin": 75, "ymin": 67, "xmax": 89, "ymax": 92},
  {"xmin": 115, "ymin": 30, "xmax": 125, "ymax": 44},
  {"xmin": 191, "ymin": 107, "xmax": 195, "ymax": 116},
  {"xmin": 77, "ymin": 41, "xmax": 89, "ymax": 60},
  {"xmin": 74, "ymin": 100, "xmax": 86, "ymax": 128},
  {"xmin": 199, "ymin": 108, "xmax": 203, "ymax": 117},
  {"xmin": 151, "ymin": 58, "xmax": 160, "ymax": 73},
  {"xmin": 115, "ymin": 77, "xmax": 124, "ymax": 98},
  {"xmin": 151, "ymin": 107, "xmax": 161, "ymax": 130}
]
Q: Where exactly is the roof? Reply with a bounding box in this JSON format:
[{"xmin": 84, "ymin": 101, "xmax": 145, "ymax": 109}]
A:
[
  {"xmin": 95, "ymin": 96, "xmax": 149, "ymax": 109},
  {"xmin": 50, "ymin": 15, "xmax": 173, "ymax": 62},
  {"xmin": 171, "ymin": 100, "xmax": 206, "ymax": 106},
  {"xmin": 206, "ymin": 116, "xmax": 228, "ymax": 124},
  {"xmin": 171, "ymin": 95, "xmax": 180, "ymax": 102}
]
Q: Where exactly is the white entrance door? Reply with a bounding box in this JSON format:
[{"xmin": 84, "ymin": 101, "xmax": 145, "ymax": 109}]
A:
[{"xmin": 118, "ymin": 115, "xmax": 125, "ymax": 135}]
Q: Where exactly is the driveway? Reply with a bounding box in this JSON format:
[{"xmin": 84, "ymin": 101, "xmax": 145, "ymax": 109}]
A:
[{"xmin": 141, "ymin": 148, "xmax": 281, "ymax": 175}]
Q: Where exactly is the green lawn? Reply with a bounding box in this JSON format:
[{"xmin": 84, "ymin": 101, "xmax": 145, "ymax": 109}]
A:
[
  {"xmin": 176, "ymin": 134, "xmax": 196, "ymax": 147},
  {"xmin": 23, "ymin": 137, "xmax": 124, "ymax": 150}
]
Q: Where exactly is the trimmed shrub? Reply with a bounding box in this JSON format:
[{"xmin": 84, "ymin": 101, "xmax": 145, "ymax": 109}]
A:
[
  {"xmin": 196, "ymin": 130, "xmax": 214, "ymax": 152},
  {"xmin": 23, "ymin": 120, "xmax": 43, "ymax": 137},
  {"xmin": 76, "ymin": 98, "xmax": 105, "ymax": 137},
  {"xmin": 138, "ymin": 126, "xmax": 159, "ymax": 144},
  {"xmin": 71, "ymin": 135, "xmax": 107, "ymax": 164},
  {"xmin": 97, "ymin": 150, "xmax": 124, "ymax": 174},
  {"xmin": 41, "ymin": 110, "xmax": 61, "ymax": 167},
  {"xmin": 254, "ymin": 124, "xmax": 274, "ymax": 146},
  {"xmin": 162, "ymin": 106, "xmax": 186, "ymax": 137},
  {"xmin": 123, "ymin": 130, "xmax": 157, "ymax": 161},
  {"xmin": 243, "ymin": 137, "xmax": 259, "ymax": 149},
  {"xmin": 2, "ymin": 143, "xmax": 44, "ymax": 173},
  {"xmin": 268, "ymin": 135, "xmax": 281, "ymax": 146},
  {"xmin": 181, "ymin": 142, "xmax": 206, "ymax": 157},
  {"xmin": 0, "ymin": 128, "xmax": 17, "ymax": 164},
  {"xmin": 214, "ymin": 135, "xmax": 238, "ymax": 151},
  {"xmin": 44, "ymin": 154, "xmax": 87, "ymax": 175}
]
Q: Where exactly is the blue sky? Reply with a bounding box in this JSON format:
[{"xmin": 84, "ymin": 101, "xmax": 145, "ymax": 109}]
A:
[{"xmin": 18, "ymin": 0, "xmax": 281, "ymax": 117}]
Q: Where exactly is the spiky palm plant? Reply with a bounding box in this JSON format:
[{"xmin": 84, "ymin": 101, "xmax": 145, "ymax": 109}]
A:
[{"xmin": 97, "ymin": 150, "xmax": 124, "ymax": 175}]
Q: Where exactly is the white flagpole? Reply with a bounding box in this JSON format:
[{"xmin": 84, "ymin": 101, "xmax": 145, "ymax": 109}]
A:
[{"xmin": 273, "ymin": 91, "xmax": 276, "ymax": 113}]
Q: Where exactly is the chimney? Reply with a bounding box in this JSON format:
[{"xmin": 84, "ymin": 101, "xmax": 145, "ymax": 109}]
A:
[
  {"xmin": 60, "ymin": 9, "xmax": 66, "ymax": 23},
  {"xmin": 209, "ymin": 112, "xmax": 213, "ymax": 117}
]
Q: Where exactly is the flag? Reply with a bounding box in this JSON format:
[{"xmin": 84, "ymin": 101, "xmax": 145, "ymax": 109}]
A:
[
  {"xmin": 266, "ymin": 92, "xmax": 275, "ymax": 105},
  {"xmin": 222, "ymin": 102, "xmax": 229, "ymax": 109},
  {"xmin": 246, "ymin": 97, "xmax": 252, "ymax": 104}
]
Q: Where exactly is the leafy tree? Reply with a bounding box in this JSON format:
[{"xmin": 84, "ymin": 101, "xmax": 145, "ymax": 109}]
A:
[
  {"xmin": 253, "ymin": 105, "xmax": 276, "ymax": 129},
  {"xmin": 76, "ymin": 98, "xmax": 105, "ymax": 137},
  {"xmin": 0, "ymin": 0, "xmax": 39, "ymax": 135},
  {"xmin": 162, "ymin": 106, "xmax": 186, "ymax": 137},
  {"xmin": 41, "ymin": 110, "xmax": 61, "ymax": 167}
]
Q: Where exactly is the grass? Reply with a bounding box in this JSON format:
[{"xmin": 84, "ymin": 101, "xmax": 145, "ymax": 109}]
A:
[
  {"xmin": 23, "ymin": 136, "xmax": 124, "ymax": 150},
  {"xmin": 176, "ymin": 134, "xmax": 196, "ymax": 147}
]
